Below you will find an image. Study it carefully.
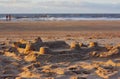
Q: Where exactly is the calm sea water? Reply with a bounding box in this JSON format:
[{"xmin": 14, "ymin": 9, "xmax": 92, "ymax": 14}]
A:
[{"xmin": 0, "ymin": 14, "xmax": 120, "ymax": 21}]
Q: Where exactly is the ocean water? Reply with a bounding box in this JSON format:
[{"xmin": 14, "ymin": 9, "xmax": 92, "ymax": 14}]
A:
[{"xmin": 0, "ymin": 14, "xmax": 120, "ymax": 21}]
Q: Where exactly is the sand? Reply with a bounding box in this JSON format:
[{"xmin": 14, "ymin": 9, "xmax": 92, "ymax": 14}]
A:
[
  {"xmin": 0, "ymin": 20, "xmax": 120, "ymax": 79},
  {"xmin": 0, "ymin": 20, "xmax": 120, "ymax": 31}
]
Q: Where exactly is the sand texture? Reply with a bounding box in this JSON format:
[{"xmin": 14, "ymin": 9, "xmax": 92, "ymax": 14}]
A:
[{"xmin": 0, "ymin": 21, "xmax": 120, "ymax": 79}]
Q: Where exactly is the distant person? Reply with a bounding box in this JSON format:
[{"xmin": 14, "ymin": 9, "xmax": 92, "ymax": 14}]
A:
[
  {"xmin": 6, "ymin": 14, "xmax": 12, "ymax": 21},
  {"xmin": 8, "ymin": 14, "xmax": 12, "ymax": 21},
  {"xmin": 6, "ymin": 15, "xmax": 9, "ymax": 21}
]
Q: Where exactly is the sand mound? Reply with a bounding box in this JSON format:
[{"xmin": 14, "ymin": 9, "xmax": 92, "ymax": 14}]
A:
[
  {"xmin": 70, "ymin": 42, "xmax": 80, "ymax": 50},
  {"xmin": 88, "ymin": 42, "xmax": 98, "ymax": 48},
  {"xmin": 24, "ymin": 53, "xmax": 37, "ymax": 62},
  {"xmin": 90, "ymin": 43, "xmax": 120, "ymax": 58},
  {"xmin": 39, "ymin": 47, "xmax": 52, "ymax": 55}
]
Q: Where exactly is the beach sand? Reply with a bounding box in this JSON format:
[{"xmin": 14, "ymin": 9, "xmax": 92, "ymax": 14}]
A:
[{"xmin": 0, "ymin": 20, "xmax": 120, "ymax": 79}]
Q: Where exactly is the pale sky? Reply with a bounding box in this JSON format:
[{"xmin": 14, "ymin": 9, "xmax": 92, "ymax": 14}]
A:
[{"xmin": 0, "ymin": 0, "xmax": 120, "ymax": 13}]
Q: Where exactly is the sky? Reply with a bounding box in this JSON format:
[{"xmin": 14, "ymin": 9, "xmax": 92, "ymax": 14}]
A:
[{"xmin": 0, "ymin": 0, "xmax": 120, "ymax": 13}]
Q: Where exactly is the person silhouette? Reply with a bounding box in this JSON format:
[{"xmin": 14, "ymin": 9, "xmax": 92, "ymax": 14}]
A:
[
  {"xmin": 6, "ymin": 15, "xmax": 9, "ymax": 21},
  {"xmin": 8, "ymin": 14, "xmax": 12, "ymax": 21}
]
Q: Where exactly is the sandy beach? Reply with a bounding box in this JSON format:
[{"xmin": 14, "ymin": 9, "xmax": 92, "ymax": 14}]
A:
[
  {"xmin": 0, "ymin": 20, "xmax": 120, "ymax": 40},
  {"xmin": 0, "ymin": 20, "xmax": 120, "ymax": 79},
  {"xmin": 0, "ymin": 20, "xmax": 120, "ymax": 31}
]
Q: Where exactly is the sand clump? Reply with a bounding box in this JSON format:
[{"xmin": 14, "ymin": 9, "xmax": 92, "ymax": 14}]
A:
[
  {"xmin": 79, "ymin": 43, "xmax": 86, "ymax": 47},
  {"xmin": 33, "ymin": 37, "xmax": 43, "ymax": 43},
  {"xmin": 24, "ymin": 42, "xmax": 32, "ymax": 54},
  {"xmin": 90, "ymin": 43, "xmax": 120, "ymax": 58},
  {"xmin": 70, "ymin": 42, "xmax": 80, "ymax": 50},
  {"xmin": 24, "ymin": 53, "xmax": 37, "ymax": 62},
  {"xmin": 19, "ymin": 70, "xmax": 40, "ymax": 78},
  {"xmin": 95, "ymin": 67, "xmax": 110, "ymax": 79},
  {"xmin": 4, "ymin": 52, "xmax": 22, "ymax": 61},
  {"xmin": 19, "ymin": 39, "xmax": 27, "ymax": 44},
  {"xmin": 39, "ymin": 47, "xmax": 51, "ymax": 55},
  {"xmin": 52, "ymin": 68, "xmax": 65, "ymax": 75},
  {"xmin": 88, "ymin": 42, "xmax": 98, "ymax": 48}
]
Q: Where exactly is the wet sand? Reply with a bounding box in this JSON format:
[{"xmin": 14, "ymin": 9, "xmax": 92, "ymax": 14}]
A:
[
  {"xmin": 0, "ymin": 21, "xmax": 120, "ymax": 79},
  {"xmin": 0, "ymin": 20, "xmax": 120, "ymax": 40},
  {"xmin": 0, "ymin": 20, "xmax": 120, "ymax": 31}
]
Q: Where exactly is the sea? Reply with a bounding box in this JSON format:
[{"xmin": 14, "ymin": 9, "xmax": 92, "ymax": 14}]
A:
[{"xmin": 0, "ymin": 14, "xmax": 120, "ymax": 21}]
